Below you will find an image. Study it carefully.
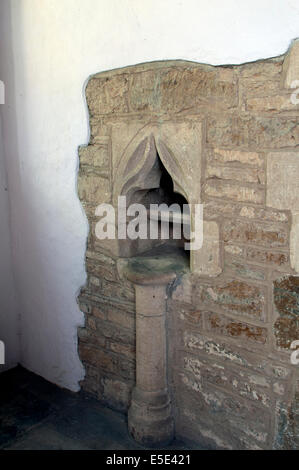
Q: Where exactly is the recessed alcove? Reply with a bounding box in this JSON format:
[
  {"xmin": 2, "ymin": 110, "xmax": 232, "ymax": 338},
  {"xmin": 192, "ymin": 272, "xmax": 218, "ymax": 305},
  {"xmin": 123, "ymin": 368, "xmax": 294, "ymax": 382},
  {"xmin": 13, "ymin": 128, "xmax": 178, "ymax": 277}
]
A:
[{"xmin": 126, "ymin": 152, "xmax": 191, "ymax": 268}]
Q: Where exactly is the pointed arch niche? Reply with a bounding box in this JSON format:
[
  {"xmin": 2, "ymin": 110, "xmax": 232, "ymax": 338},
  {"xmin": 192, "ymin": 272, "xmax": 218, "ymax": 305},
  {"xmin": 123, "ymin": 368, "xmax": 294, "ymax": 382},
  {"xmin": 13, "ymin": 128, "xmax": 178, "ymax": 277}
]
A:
[{"xmin": 108, "ymin": 120, "xmax": 220, "ymax": 275}]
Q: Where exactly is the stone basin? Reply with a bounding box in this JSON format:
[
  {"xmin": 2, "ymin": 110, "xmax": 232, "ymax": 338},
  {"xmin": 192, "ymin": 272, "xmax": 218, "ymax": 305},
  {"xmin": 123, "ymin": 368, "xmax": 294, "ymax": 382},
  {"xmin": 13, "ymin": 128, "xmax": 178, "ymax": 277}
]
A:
[{"xmin": 122, "ymin": 245, "xmax": 189, "ymax": 285}]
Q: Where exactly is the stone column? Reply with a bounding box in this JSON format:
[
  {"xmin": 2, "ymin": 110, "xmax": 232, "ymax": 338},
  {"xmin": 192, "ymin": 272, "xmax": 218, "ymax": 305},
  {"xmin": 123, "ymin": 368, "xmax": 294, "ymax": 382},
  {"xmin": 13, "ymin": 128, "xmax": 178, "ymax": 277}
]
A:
[{"xmin": 125, "ymin": 271, "xmax": 176, "ymax": 447}]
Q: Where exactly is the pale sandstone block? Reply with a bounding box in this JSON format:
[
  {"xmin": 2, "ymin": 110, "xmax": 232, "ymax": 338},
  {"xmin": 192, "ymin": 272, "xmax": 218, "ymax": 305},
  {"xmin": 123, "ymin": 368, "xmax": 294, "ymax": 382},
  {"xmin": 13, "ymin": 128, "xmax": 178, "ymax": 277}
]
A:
[
  {"xmin": 267, "ymin": 152, "xmax": 299, "ymax": 212},
  {"xmin": 205, "ymin": 180, "xmax": 264, "ymax": 204},
  {"xmin": 282, "ymin": 38, "xmax": 299, "ymax": 89},
  {"xmin": 246, "ymin": 94, "xmax": 297, "ymax": 113},
  {"xmin": 290, "ymin": 212, "xmax": 299, "ymax": 273},
  {"xmin": 86, "ymin": 74, "xmax": 129, "ymax": 115},
  {"xmin": 79, "ymin": 143, "xmax": 110, "ymax": 168},
  {"xmin": 191, "ymin": 221, "xmax": 221, "ymax": 276},
  {"xmin": 78, "ymin": 174, "xmax": 110, "ymax": 204},
  {"xmin": 206, "ymin": 165, "xmax": 265, "ymax": 184},
  {"xmin": 213, "ymin": 149, "xmax": 263, "ymax": 167}
]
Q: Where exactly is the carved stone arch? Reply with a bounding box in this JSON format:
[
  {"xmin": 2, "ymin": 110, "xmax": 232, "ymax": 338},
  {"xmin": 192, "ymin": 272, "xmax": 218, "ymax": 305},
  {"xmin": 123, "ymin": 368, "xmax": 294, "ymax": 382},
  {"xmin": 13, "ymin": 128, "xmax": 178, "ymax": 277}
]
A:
[
  {"xmin": 109, "ymin": 118, "xmax": 220, "ymax": 275},
  {"xmin": 112, "ymin": 123, "xmax": 190, "ymax": 207}
]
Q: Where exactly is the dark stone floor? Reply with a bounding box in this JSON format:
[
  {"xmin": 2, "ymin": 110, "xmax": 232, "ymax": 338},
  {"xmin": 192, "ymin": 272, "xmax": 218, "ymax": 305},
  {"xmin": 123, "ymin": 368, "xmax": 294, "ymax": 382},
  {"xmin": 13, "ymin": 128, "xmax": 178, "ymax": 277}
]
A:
[{"xmin": 0, "ymin": 366, "xmax": 195, "ymax": 450}]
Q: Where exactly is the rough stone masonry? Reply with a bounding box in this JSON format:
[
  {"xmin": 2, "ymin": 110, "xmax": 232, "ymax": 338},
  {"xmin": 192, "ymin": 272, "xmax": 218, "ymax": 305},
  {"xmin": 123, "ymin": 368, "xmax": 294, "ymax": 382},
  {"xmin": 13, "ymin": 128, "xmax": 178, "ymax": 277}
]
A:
[{"xmin": 77, "ymin": 39, "xmax": 299, "ymax": 449}]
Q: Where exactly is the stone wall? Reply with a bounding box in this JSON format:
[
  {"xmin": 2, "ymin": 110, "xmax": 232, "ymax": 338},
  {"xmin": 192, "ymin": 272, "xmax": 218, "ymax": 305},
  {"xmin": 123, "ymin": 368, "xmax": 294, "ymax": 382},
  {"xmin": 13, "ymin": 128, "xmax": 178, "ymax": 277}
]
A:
[{"xmin": 77, "ymin": 41, "xmax": 299, "ymax": 448}]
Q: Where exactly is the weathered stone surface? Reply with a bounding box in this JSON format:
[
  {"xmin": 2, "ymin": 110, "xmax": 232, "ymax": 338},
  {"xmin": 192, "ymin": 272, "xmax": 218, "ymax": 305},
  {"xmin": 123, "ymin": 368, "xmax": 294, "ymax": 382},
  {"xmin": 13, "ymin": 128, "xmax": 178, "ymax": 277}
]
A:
[
  {"xmin": 224, "ymin": 258, "xmax": 266, "ymax": 281},
  {"xmin": 240, "ymin": 73, "xmax": 281, "ymax": 100},
  {"xmin": 86, "ymin": 260, "xmax": 117, "ymax": 282},
  {"xmin": 246, "ymin": 247, "xmax": 289, "ymax": 267},
  {"xmin": 168, "ymin": 300, "xmax": 202, "ymax": 326},
  {"xmin": 205, "ymin": 179, "xmax": 264, "ymax": 204},
  {"xmin": 183, "ymin": 354, "xmax": 271, "ymax": 407},
  {"xmin": 204, "ymin": 200, "xmax": 289, "ymax": 223},
  {"xmin": 282, "ymin": 38, "xmax": 299, "ymax": 89},
  {"xmin": 274, "ymin": 384, "xmax": 299, "ymax": 450},
  {"xmin": 274, "ymin": 275, "xmax": 299, "ymax": 318},
  {"xmin": 179, "ymin": 374, "xmax": 270, "ymax": 449},
  {"xmin": 170, "ymin": 274, "xmax": 193, "ymax": 304},
  {"xmin": 129, "ymin": 65, "xmax": 238, "ymax": 113},
  {"xmin": 86, "ymin": 74, "xmax": 129, "ymax": 115},
  {"xmin": 273, "ymin": 275, "xmax": 299, "ymax": 350},
  {"xmin": 78, "ymin": 324, "xmax": 107, "ymax": 348},
  {"xmin": 223, "ymin": 220, "xmax": 288, "ymax": 248},
  {"xmin": 238, "ymin": 205, "xmax": 288, "ymax": 223},
  {"xmin": 182, "ymin": 330, "xmax": 290, "ymax": 379},
  {"xmin": 239, "ymin": 59, "xmax": 282, "ymax": 80},
  {"xmin": 246, "ymin": 94, "xmax": 297, "ymax": 114},
  {"xmin": 78, "ymin": 174, "xmax": 110, "ymax": 204},
  {"xmin": 291, "ymin": 213, "xmax": 299, "ymax": 273},
  {"xmin": 267, "ymin": 152, "xmax": 299, "ymax": 212},
  {"xmin": 196, "ymin": 280, "xmax": 265, "ymax": 319},
  {"xmin": 100, "ymin": 376, "xmax": 133, "ymax": 412},
  {"xmin": 211, "ymin": 148, "xmax": 264, "ymax": 167},
  {"xmin": 107, "ymin": 340, "xmax": 135, "ymax": 361},
  {"xmin": 79, "ymin": 343, "xmax": 118, "ymax": 373},
  {"xmin": 79, "ymin": 143, "xmax": 110, "ymax": 168},
  {"xmin": 224, "ymin": 244, "xmax": 245, "ymax": 257},
  {"xmin": 274, "ymin": 317, "xmax": 299, "ymax": 350},
  {"xmin": 92, "ymin": 305, "xmax": 106, "ymax": 320},
  {"xmin": 159, "ymin": 67, "xmax": 238, "ymax": 112},
  {"xmin": 80, "ymin": 363, "xmax": 101, "ymax": 397},
  {"xmin": 267, "ymin": 151, "xmax": 299, "ymax": 273},
  {"xmin": 83, "ymin": 314, "xmax": 135, "ymax": 346},
  {"xmin": 129, "ymin": 70, "xmax": 160, "ymax": 112},
  {"xmin": 192, "ymin": 220, "xmax": 221, "ymax": 276},
  {"xmin": 206, "ymin": 164, "xmax": 265, "ymax": 184},
  {"xmin": 206, "ymin": 313, "xmax": 267, "ymax": 344},
  {"xmin": 106, "ymin": 306, "xmax": 135, "ymax": 330},
  {"xmin": 88, "ymin": 277, "xmax": 135, "ymax": 303},
  {"xmin": 207, "ymin": 115, "xmax": 299, "ymax": 148}
]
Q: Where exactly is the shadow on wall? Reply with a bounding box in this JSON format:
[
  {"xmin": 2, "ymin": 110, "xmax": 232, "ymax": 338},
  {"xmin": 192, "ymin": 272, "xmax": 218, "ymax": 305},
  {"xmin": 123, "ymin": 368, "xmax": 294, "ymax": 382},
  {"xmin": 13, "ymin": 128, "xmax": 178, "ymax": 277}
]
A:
[
  {"xmin": 0, "ymin": 1, "xmax": 86, "ymax": 389},
  {"xmin": 0, "ymin": 1, "xmax": 20, "ymax": 372}
]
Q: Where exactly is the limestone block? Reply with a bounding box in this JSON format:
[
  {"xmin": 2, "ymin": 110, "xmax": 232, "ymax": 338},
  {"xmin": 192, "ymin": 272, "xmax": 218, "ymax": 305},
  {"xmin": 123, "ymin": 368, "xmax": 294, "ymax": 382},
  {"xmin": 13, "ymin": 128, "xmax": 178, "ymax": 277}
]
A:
[
  {"xmin": 223, "ymin": 220, "xmax": 288, "ymax": 248},
  {"xmin": 206, "ymin": 164, "xmax": 265, "ymax": 184},
  {"xmin": 191, "ymin": 221, "xmax": 221, "ymax": 276},
  {"xmin": 78, "ymin": 174, "xmax": 110, "ymax": 204},
  {"xmin": 101, "ymin": 377, "xmax": 132, "ymax": 412},
  {"xmin": 267, "ymin": 152, "xmax": 299, "ymax": 273},
  {"xmin": 79, "ymin": 142, "xmax": 110, "ymax": 169},
  {"xmin": 130, "ymin": 70, "xmax": 161, "ymax": 112},
  {"xmin": 206, "ymin": 313, "xmax": 267, "ymax": 345},
  {"xmin": 197, "ymin": 280, "xmax": 266, "ymax": 320},
  {"xmin": 267, "ymin": 152, "xmax": 299, "ymax": 212},
  {"xmin": 291, "ymin": 213, "xmax": 299, "ymax": 273},
  {"xmin": 212, "ymin": 148, "xmax": 263, "ymax": 167},
  {"xmin": 246, "ymin": 94, "xmax": 297, "ymax": 114},
  {"xmin": 110, "ymin": 120, "xmax": 148, "ymax": 170},
  {"xmin": 159, "ymin": 66, "xmax": 238, "ymax": 112},
  {"xmin": 205, "ymin": 179, "xmax": 264, "ymax": 204},
  {"xmin": 86, "ymin": 74, "xmax": 129, "ymax": 115},
  {"xmin": 282, "ymin": 38, "xmax": 299, "ymax": 89},
  {"xmin": 246, "ymin": 247, "xmax": 289, "ymax": 268},
  {"xmin": 207, "ymin": 116, "xmax": 299, "ymax": 148}
]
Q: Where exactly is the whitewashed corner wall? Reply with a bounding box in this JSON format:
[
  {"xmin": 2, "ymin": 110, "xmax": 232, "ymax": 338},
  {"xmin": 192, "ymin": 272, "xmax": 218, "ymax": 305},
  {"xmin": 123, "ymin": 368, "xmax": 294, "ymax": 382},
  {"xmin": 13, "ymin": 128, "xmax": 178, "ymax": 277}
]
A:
[
  {"xmin": 0, "ymin": 0, "xmax": 299, "ymax": 390},
  {"xmin": 0, "ymin": 114, "xmax": 19, "ymax": 372}
]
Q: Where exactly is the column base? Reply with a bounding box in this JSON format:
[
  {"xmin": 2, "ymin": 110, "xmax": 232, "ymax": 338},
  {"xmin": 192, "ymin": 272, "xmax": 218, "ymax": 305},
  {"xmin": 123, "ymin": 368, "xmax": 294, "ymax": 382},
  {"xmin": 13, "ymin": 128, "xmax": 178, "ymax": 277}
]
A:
[{"xmin": 128, "ymin": 387, "xmax": 174, "ymax": 447}]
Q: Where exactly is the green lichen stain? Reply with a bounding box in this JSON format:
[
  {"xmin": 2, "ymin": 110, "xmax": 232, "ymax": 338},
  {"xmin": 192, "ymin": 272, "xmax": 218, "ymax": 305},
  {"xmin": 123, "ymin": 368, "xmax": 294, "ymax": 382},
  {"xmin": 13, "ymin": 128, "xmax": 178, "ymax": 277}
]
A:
[{"xmin": 126, "ymin": 245, "xmax": 189, "ymax": 280}]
